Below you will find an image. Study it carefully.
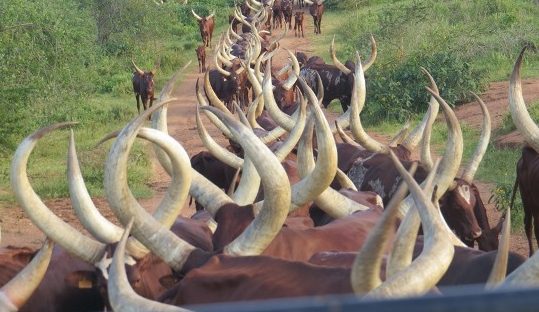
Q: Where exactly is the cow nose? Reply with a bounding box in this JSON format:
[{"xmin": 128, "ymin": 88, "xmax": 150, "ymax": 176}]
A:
[{"xmin": 472, "ymin": 229, "xmax": 482, "ymax": 239}]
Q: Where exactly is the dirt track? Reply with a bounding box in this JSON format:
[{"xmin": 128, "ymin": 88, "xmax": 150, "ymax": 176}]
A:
[{"xmin": 2, "ymin": 14, "xmax": 539, "ymax": 258}]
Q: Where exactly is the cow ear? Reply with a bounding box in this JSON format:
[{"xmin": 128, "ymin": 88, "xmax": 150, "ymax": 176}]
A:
[
  {"xmin": 159, "ymin": 274, "xmax": 180, "ymax": 288},
  {"xmin": 65, "ymin": 270, "xmax": 98, "ymax": 289}
]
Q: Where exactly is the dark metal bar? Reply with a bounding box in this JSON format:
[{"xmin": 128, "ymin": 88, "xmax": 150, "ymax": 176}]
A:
[{"xmin": 189, "ymin": 285, "xmax": 539, "ymax": 312}]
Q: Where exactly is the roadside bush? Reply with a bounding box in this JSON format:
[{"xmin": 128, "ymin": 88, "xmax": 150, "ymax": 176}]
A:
[{"xmin": 363, "ymin": 51, "xmax": 485, "ymax": 123}]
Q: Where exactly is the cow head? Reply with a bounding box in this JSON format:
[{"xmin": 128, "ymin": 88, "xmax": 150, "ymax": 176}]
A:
[
  {"xmin": 307, "ymin": 0, "xmax": 324, "ymax": 16},
  {"xmin": 440, "ymin": 178, "xmax": 483, "ymax": 244},
  {"xmin": 192, "ymin": 10, "xmax": 215, "ymax": 46}
]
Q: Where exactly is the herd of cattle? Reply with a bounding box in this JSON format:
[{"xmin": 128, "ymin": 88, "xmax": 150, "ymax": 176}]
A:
[{"xmin": 3, "ymin": 0, "xmax": 539, "ymax": 311}]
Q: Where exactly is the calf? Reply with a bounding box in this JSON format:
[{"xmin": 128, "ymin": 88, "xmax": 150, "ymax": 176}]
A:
[
  {"xmin": 294, "ymin": 11, "xmax": 304, "ymax": 37},
  {"xmin": 132, "ymin": 60, "xmax": 156, "ymax": 114},
  {"xmin": 195, "ymin": 45, "xmax": 206, "ymax": 73}
]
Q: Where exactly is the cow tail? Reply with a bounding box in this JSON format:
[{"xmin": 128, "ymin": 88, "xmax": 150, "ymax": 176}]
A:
[{"xmin": 510, "ymin": 175, "xmax": 519, "ymax": 210}]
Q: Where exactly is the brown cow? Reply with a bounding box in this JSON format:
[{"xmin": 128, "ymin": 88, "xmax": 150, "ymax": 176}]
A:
[
  {"xmin": 132, "ymin": 60, "xmax": 156, "ymax": 114},
  {"xmin": 306, "ymin": 0, "xmax": 324, "ymax": 34},
  {"xmin": 192, "ymin": 10, "xmax": 215, "ymax": 47},
  {"xmin": 507, "ymin": 47, "xmax": 539, "ymax": 256},
  {"xmin": 195, "ymin": 45, "xmax": 206, "ymax": 73},
  {"xmin": 282, "ymin": 0, "xmax": 294, "ymax": 30},
  {"xmin": 294, "ymin": 11, "xmax": 305, "ymax": 37}
]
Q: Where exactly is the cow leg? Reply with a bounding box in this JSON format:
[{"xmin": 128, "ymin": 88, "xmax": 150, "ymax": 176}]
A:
[
  {"xmin": 135, "ymin": 95, "xmax": 141, "ymax": 114},
  {"xmin": 318, "ymin": 16, "xmax": 322, "ymax": 34},
  {"xmin": 533, "ymin": 214, "xmax": 539, "ymax": 257},
  {"xmin": 525, "ymin": 209, "xmax": 534, "ymax": 256}
]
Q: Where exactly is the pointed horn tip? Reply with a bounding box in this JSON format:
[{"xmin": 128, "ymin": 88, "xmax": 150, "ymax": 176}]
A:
[
  {"xmin": 511, "ymin": 46, "xmax": 527, "ymax": 82},
  {"xmin": 29, "ymin": 122, "xmax": 79, "ymax": 141},
  {"xmin": 95, "ymin": 131, "xmax": 121, "ymax": 148}
]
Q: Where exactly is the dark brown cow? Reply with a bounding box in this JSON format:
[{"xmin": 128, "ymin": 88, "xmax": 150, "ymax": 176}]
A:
[
  {"xmin": 308, "ymin": 240, "xmax": 526, "ymax": 287},
  {"xmin": 132, "ymin": 60, "xmax": 156, "ymax": 114},
  {"xmin": 306, "ymin": 0, "xmax": 324, "ymax": 34},
  {"xmin": 300, "ymin": 61, "xmax": 354, "ymax": 111},
  {"xmin": 190, "ymin": 151, "xmax": 239, "ymax": 211},
  {"xmin": 207, "ymin": 58, "xmax": 249, "ymax": 112},
  {"xmin": 294, "ymin": 11, "xmax": 305, "ymax": 37},
  {"xmin": 346, "ymin": 152, "xmax": 497, "ymax": 250},
  {"xmin": 509, "ymin": 48, "xmax": 539, "ymax": 256},
  {"xmin": 0, "ymin": 246, "xmax": 105, "ymax": 312},
  {"xmin": 282, "ymin": 0, "xmax": 294, "ymax": 30},
  {"xmin": 192, "ymin": 10, "xmax": 215, "ymax": 48},
  {"xmin": 272, "ymin": 0, "xmax": 284, "ymax": 29},
  {"xmin": 195, "ymin": 45, "xmax": 206, "ymax": 73}
]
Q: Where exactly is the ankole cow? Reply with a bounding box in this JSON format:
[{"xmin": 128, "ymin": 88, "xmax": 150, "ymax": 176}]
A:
[
  {"xmin": 132, "ymin": 60, "xmax": 156, "ymax": 114},
  {"xmin": 507, "ymin": 47, "xmax": 539, "ymax": 256},
  {"xmin": 305, "ymin": 0, "xmax": 324, "ymax": 34},
  {"xmin": 192, "ymin": 10, "xmax": 215, "ymax": 48}
]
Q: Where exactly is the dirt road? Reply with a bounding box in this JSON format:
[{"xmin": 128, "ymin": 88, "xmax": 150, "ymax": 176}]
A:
[{"xmin": 2, "ymin": 12, "xmax": 539, "ymax": 258}]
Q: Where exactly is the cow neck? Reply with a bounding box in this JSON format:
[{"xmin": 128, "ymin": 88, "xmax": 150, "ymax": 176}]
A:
[{"xmin": 212, "ymin": 203, "xmax": 256, "ymax": 252}]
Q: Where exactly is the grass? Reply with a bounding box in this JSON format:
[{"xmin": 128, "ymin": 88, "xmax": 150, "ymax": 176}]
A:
[
  {"xmin": 311, "ymin": 3, "xmax": 539, "ymax": 231},
  {"xmin": 0, "ymin": 94, "xmax": 154, "ymax": 204}
]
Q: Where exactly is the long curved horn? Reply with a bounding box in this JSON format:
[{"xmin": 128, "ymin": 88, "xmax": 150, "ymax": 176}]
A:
[
  {"xmin": 204, "ymin": 70, "xmax": 232, "ymax": 113},
  {"xmin": 401, "ymin": 68, "xmax": 440, "ymax": 151},
  {"xmin": 191, "ymin": 9, "xmax": 203, "ymax": 21},
  {"xmin": 330, "ymin": 36, "xmax": 352, "ymax": 75},
  {"xmin": 388, "ymin": 122, "xmax": 411, "ymax": 147},
  {"xmin": 386, "ymin": 160, "xmax": 437, "ymax": 278},
  {"xmin": 295, "ymin": 75, "xmax": 371, "ymax": 217},
  {"xmin": 195, "ymin": 79, "xmax": 233, "ymax": 138},
  {"xmin": 247, "ymin": 94, "xmax": 263, "ymax": 129},
  {"xmin": 0, "ymin": 240, "xmax": 54, "ymax": 311},
  {"xmin": 262, "ymin": 60, "xmax": 295, "ymax": 131},
  {"xmin": 335, "ymin": 121, "xmax": 360, "ymax": 146},
  {"xmin": 304, "ymin": 0, "xmax": 314, "ymax": 4},
  {"xmin": 227, "ymin": 105, "xmax": 262, "ymax": 206},
  {"xmin": 132, "ymin": 59, "xmax": 144, "ymax": 75},
  {"xmin": 419, "ymin": 102, "xmax": 435, "ymax": 172},
  {"xmin": 508, "ymin": 48, "xmax": 536, "ymax": 149},
  {"xmin": 486, "ymin": 207, "xmax": 511, "ymax": 288},
  {"xmin": 335, "ymin": 168, "xmax": 359, "ymax": 191},
  {"xmin": 288, "ymin": 91, "xmax": 337, "ymax": 211},
  {"xmin": 461, "ymin": 92, "xmax": 491, "ymax": 183},
  {"xmin": 349, "ymin": 52, "xmax": 388, "ymax": 153},
  {"xmin": 68, "ymin": 130, "xmax": 125, "ymax": 244},
  {"xmin": 365, "ymin": 152, "xmax": 453, "ymax": 298},
  {"xmin": 10, "ymin": 123, "xmax": 106, "ymax": 264},
  {"xmin": 202, "ymin": 106, "xmax": 291, "ymax": 256},
  {"xmin": 351, "ymin": 162, "xmax": 417, "ymax": 293},
  {"xmin": 207, "ymin": 11, "xmax": 215, "ymax": 19},
  {"xmin": 214, "ymin": 52, "xmax": 232, "ymax": 77},
  {"xmin": 363, "ymin": 35, "xmax": 378, "ymax": 72},
  {"xmin": 397, "ymin": 88, "xmax": 463, "ymax": 219},
  {"xmin": 107, "ymin": 219, "xmax": 188, "ymax": 312},
  {"xmin": 196, "ymin": 105, "xmax": 243, "ymax": 169},
  {"xmin": 281, "ymin": 49, "xmax": 301, "ymax": 91},
  {"xmin": 274, "ymin": 95, "xmax": 307, "ymax": 161},
  {"xmin": 105, "ymin": 103, "xmax": 197, "ymax": 272}
]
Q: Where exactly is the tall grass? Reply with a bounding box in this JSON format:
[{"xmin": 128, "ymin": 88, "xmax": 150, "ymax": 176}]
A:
[
  {"xmin": 0, "ymin": 0, "xmax": 234, "ymax": 202},
  {"xmin": 312, "ymin": 1, "xmax": 539, "ymax": 230}
]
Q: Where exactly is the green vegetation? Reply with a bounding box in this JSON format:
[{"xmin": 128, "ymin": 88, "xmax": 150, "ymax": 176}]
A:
[
  {"xmin": 0, "ymin": 0, "xmax": 233, "ymax": 202},
  {"xmin": 313, "ymin": 0, "xmax": 539, "ymax": 230},
  {"xmin": 316, "ymin": 0, "xmax": 539, "ymax": 123}
]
